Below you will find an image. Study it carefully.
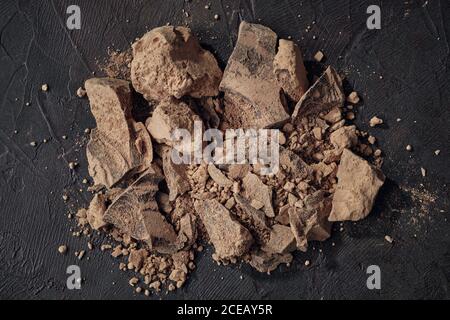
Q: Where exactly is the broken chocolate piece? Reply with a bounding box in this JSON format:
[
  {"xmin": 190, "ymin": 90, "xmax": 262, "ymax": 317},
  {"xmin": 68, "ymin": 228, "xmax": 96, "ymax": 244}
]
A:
[
  {"xmin": 146, "ymin": 97, "xmax": 202, "ymax": 147},
  {"xmin": 242, "ymin": 172, "xmax": 275, "ymax": 217},
  {"xmin": 220, "ymin": 22, "xmax": 289, "ymax": 128},
  {"xmin": 194, "ymin": 199, "xmax": 253, "ymax": 259},
  {"xmin": 234, "ymin": 194, "xmax": 269, "ymax": 232},
  {"xmin": 289, "ymin": 191, "xmax": 333, "ymax": 251},
  {"xmin": 249, "ymin": 250, "xmax": 293, "ymax": 273},
  {"xmin": 103, "ymin": 167, "xmax": 178, "ymax": 254},
  {"xmin": 330, "ymin": 125, "xmax": 358, "ymax": 149},
  {"xmin": 329, "ymin": 149, "xmax": 385, "ymax": 221},
  {"xmin": 86, "ymin": 194, "xmax": 107, "ymax": 230},
  {"xmin": 85, "ymin": 78, "xmax": 153, "ymax": 188},
  {"xmin": 273, "ymin": 39, "xmax": 309, "ymax": 102},
  {"xmin": 263, "ymin": 224, "xmax": 296, "ymax": 254},
  {"xmin": 162, "ymin": 147, "xmax": 191, "ymax": 201},
  {"xmin": 292, "ymin": 66, "xmax": 345, "ymax": 120},
  {"xmin": 279, "ymin": 147, "xmax": 313, "ymax": 181},
  {"xmin": 208, "ymin": 164, "xmax": 233, "ymax": 187},
  {"xmin": 131, "ymin": 26, "xmax": 222, "ymax": 102}
]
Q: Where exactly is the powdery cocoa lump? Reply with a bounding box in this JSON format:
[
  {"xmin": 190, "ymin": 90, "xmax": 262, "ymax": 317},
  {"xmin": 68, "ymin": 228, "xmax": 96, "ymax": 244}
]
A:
[
  {"xmin": 263, "ymin": 224, "xmax": 296, "ymax": 254},
  {"xmin": 162, "ymin": 147, "xmax": 191, "ymax": 201},
  {"xmin": 85, "ymin": 78, "xmax": 153, "ymax": 188},
  {"xmin": 329, "ymin": 149, "xmax": 385, "ymax": 222},
  {"xmin": 273, "ymin": 39, "xmax": 309, "ymax": 102},
  {"xmin": 146, "ymin": 97, "xmax": 202, "ymax": 147},
  {"xmin": 242, "ymin": 172, "xmax": 275, "ymax": 218},
  {"xmin": 330, "ymin": 125, "xmax": 358, "ymax": 149},
  {"xmin": 289, "ymin": 191, "xmax": 332, "ymax": 251},
  {"xmin": 103, "ymin": 167, "xmax": 178, "ymax": 254},
  {"xmin": 194, "ymin": 199, "xmax": 253, "ymax": 260},
  {"xmin": 131, "ymin": 26, "xmax": 222, "ymax": 102},
  {"xmin": 220, "ymin": 22, "xmax": 289, "ymax": 128},
  {"xmin": 292, "ymin": 66, "xmax": 345, "ymax": 119},
  {"xmin": 86, "ymin": 194, "xmax": 107, "ymax": 230}
]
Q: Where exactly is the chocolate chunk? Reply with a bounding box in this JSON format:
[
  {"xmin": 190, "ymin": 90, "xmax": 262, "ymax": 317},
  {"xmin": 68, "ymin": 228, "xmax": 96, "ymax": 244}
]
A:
[
  {"xmin": 292, "ymin": 66, "xmax": 345, "ymax": 120},
  {"xmin": 86, "ymin": 194, "xmax": 107, "ymax": 230},
  {"xmin": 131, "ymin": 26, "xmax": 222, "ymax": 102},
  {"xmin": 162, "ymin": 147, "xmax": 191, "ymax": 201},
  {"xmin": 208, "ymin": 164, "xmax": 233, "ymax": 187},
  {"xmin": 85, "ymin": 78, "xmax": 153, "ymax": 188},
  {"xmin": 329, "ymin": 149, "xmax": 385, "ymax": 221},
  {"xmin": 103, "ymin": 167, "xmax": 178, "ymax": 254},
  {"xmin": 289, "ymin": 191, "xmax": 333, "ymax": 251},
  {"xmin": 194, "ymin": 199, "xmax": 253, "ymax": 259},
  {"xmin": 263, "ymin": 224, "xmax": 296, "ymax": 254},
  {"xmin": 242, "ymin": 172, "xmax": 275, "ymax": 218},
  {"xmin": 249, "ymin": 250, "xmax": 293, "ymax": 273},
  {"xmin": 220, "ymin": 22, "xmax": 289, "ymax": 128},
  {"xmin": 279, "ymin": 147, "xmax": 313, "ymax": 181},
  {"xmin": 273, "ymin": 39, "xmax": 309, "ymax": 102},
  {"xmin": 330, "ymin": 125, "xmax": 358, "ymax": 149},
  {"xmin": 146, "ymin": 97, "xmax": 202, "ymax": 147},
  {"xmin": 234, "ymin": 194, "xmax": 268, "ymax": 232}
]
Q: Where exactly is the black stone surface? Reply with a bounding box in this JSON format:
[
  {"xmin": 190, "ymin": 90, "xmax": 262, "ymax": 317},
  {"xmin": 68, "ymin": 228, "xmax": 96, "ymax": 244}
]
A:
[{"xmin": 0, "ymin": 0, "xmax": 449, "ymax": 300}]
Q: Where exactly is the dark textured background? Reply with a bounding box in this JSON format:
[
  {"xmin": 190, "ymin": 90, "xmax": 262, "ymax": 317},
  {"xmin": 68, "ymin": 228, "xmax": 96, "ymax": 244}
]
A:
[{"xmin": 0, "ymin": 0, "xmax": 449, "ymax": 300}]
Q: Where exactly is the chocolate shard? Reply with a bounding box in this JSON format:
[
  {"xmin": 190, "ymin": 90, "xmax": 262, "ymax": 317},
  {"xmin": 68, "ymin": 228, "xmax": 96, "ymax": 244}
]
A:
[
  {"xmin": 292, "ymin": 66, "xmax": 345, "ymax": 120},
  {"xmin": 146, "ymin": 97, "xmax": 202, "ymax": 147},
  {"xmin": 162, "ymin": 147, "xmax": 191, "ymax": 201},
  {"xmin": 85, "ymin": 78, "xmax": 153, "ymax": 188},
  {"xmin": 103, "ymin": 166, "xmax": 178, "ymax": 254},
  {"xmin": 194, "ymin": 199, "xmax": 253, "ymax": 259},
  {"xmin": 234, "ymin": 194, "xmax": 269, "ymax": 232},
  {"xmin": 329, "ymin": 149, "xmax": 385, "ymax": 222},
  {"xmin": 219, "ymin": 22, "xmax": 289, "ymax": 128},
  {"xmin": 208, "ymin": 164, "xmax": 233, "ymax": 187},
  {"xmin": 178, "ymin": 212, "xmax": 197, "ymax": 248},
  {"xmin": 330, "ymin": 125, "xmax": 358, "ymax": 149},
  {"xmin": 273, "ymin": 39, "xmax": 309, "ymax": 102},
  {"xmin": 249, "ymin": 250, "xmax": 293, "ymax": 273},
  {"xmin": 242, "ymin": 172, "xmax": 275, "ymax": 218},
  {"xmin": 279, "ymin": 147, "xmax": 314, "ymax": 180},
  {"xmin": 289, "ymin": 191, "xmax": 333, "ymax": 251},
  {"xmin": 86, "ymin": 194, "xmax": 107, "ymax": 230},
  {"xmin": 131, "ymin": 26, "xmax": 222, "ymax": 102},
  {"xmin": 263, "ymin": 224, "xmax": 296, "ymax": 254}
]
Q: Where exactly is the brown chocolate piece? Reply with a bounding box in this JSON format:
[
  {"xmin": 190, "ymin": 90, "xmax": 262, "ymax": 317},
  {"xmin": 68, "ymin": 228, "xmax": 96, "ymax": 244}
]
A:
[
  {"xmin": 85, "ymin": 78, "xmax": 153, "ymax": 188},
  {"xmin": 86, "ymin": 194, "xmax": 107, "ymax": 230},
  {"xmin": 292, "ymin": 66, "xmax": 345, "ymax": 120},
  {"xmin": 162, "ymin": 147, "xmax": 191, "ymax": 201},
  {"xmin": 128, "ymin": 249, "xmax": 148, "ymax": 270},
  {"xmin": 289, "ymin": 191, "xmax": 333, "ymax": 251},
  {"xmin": 329, "ymin": 149, "xmax": 385, "ymax": 221},
  {"xmin": 279, "ymin": 147, "xmax": 313, "ymax": 181},
  {"xmin": 330, "ymin": 125, "xmax": 358, "ymax": 149},
  {"xmin": 103, "ymin": 167, "xmax": 178, "ymax": 254},
  {"xmin": 220, "ymin": 22, "xmax": 289, "ymax": 128},
  {"xmin": 208, "ymin": 164, "xmax": 233, "ymax": 187},
  {"xmin": 249, "ymin": 250, "xmax": 293, "ymax": 273},
  {"xmin": 273, "ymin": 39, "xmax": 309, "ymax": 102},
  {"xmin": 146, "ymin": 97, "xmax": 202, "ymax": 147},
  {"xmin": 242, "ymin": 172, "xmax": 275, "ymax": 218},
  {"xmin": 131, "ymin": 26, "xmax": 222, "ymax": 102},
  {"xmin": 234, "ymin": 194, "xmax": 268, "ymax": 232},
  {"xmin": 194, "ymin": 199, "xmax": 253, "ymax": 259},
  {"xmin": 263, "ymin": 224, "xmax": 296, "ymax": 254}
]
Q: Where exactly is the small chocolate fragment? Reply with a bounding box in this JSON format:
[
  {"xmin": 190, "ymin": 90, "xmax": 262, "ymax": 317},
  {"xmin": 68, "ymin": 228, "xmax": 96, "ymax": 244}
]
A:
[
  {"xmin": 162, "ymin": 147, "xmax": 191, "ymax": 201},
  {"xmin": 194, "ymin": 199, "xmax": 253, "ymax": 259},
  {"xmin": 329, "ymin": 149, "xmax": 385, "ymax": 222},
  {"xmin": 249, "ymin": 250, "xmax": 293, "ymax": 273},
  {"xmin": 292, "ymin": 66, "xmax": 345, "ymax": 120},
  {"xmin": 263, "ymin": 224, "xmax": 296, "ymax": 254},
  {"xmin": 273, "ymin": 39, "xmax": 309, "ymax": 102},
  {"xmin": 242, "ymin": 172, "xmax": 275, "ymax": 218}
]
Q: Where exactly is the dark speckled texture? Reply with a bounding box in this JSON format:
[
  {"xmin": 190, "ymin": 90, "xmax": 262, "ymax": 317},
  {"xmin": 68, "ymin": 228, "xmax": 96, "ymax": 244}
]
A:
[{"xmin": 0, "ymin": 0, "xmax": 449, "ymax": 300}]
